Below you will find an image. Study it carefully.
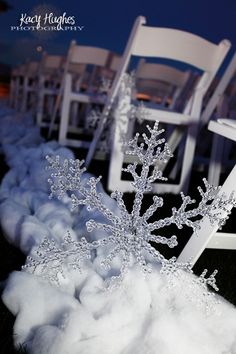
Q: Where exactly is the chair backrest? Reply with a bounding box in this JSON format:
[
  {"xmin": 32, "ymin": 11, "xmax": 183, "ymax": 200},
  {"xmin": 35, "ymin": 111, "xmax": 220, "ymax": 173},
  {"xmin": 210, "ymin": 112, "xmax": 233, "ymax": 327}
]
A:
[
  {"xmin": 66, "ymin": 41, "xmax": 120, "ymax": 75},
  {"xmin": 41, "ymin": 53, "xmax": 64, "ymax": 70},
  {"xmin": 133, "ymin": 25, "xmax": 228, "ymax": 69},
  {"xmin": 26, "ymin": 61, "xmax": 39, "ymax": 76},
  {"xmin": 64, "ymin": 40, "xmax": 121, "ymax": 91},
  {"xmin": 38, "ymin": 53, "xmax": 65, "ymax": 81},
  {"xmin": 69, "ymin": 43, "xmax": 111, "ymax": 67},
  {"xmin": 109, "ymin": 16, "xmax": 231, "ymax": 113}
]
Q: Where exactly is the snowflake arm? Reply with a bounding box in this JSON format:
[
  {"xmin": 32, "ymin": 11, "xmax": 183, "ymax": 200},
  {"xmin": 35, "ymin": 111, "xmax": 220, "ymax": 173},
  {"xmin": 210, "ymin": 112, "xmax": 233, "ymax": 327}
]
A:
[
  {"xmin": 148, "ymin": 181, "xmax": 236, "ymax": 233},
  {"xmin": 23, "ymin": 233, "xmax": 92, "ymax": 284},
  {"xmin": 23, "ymin": 232, "xmax": 115, "ymax": 284},
  {"xmin": 47, "ymin": 158, "xmax": 123, "ymax": 227}
]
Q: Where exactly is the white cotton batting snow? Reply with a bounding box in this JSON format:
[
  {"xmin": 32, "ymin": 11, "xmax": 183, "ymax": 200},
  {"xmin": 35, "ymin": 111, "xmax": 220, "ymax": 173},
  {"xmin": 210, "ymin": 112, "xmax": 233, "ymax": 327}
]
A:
[
  {"xmin": 3, "ymin": 266, "xmax": 236, "ymax": 354},
  {"xmin": 1, "ymin": 107, "xmax": 236, "ymax": 354}
]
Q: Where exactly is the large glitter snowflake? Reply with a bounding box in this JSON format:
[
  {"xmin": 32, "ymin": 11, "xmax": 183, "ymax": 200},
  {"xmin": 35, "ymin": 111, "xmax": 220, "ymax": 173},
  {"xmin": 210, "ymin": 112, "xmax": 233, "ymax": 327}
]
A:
[{"xmin": 23, "ymin": 121, "xmax": 236, "ymax": 291}]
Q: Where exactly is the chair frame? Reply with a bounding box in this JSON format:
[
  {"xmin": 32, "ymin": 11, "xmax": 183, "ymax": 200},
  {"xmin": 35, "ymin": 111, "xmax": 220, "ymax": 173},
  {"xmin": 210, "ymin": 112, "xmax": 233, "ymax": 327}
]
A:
[
  {"xmin": 53, "ymin": 41, "xmax": 120, "ymax": 149},
  {"xmin": 85, "ymin": 16, "xmax": 231, "ymax": 194},
  {"xmin": 36, "ymin": 53, "xmax": 65, "ymax": 128}
]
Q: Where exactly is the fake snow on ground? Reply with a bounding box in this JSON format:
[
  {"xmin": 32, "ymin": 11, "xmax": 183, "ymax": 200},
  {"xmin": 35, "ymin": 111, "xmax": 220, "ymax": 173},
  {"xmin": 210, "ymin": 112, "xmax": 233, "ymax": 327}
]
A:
[{"xmin": 1, "ymin": 105, "xmax": 236, "ymax": 354}]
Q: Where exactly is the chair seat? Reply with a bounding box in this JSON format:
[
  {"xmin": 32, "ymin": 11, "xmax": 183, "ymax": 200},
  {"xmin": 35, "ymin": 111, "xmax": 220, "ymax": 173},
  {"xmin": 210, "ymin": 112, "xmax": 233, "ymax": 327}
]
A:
[
  {"xmin": 145, "ymin": 105, "xmax": 192, "ymax": 125},
  {"xmin": 132, "ymin": 100, "xmax": 192, "ymax": 124},
  {"xmin": 70, "ymin": 92, "xmax": 106, "ymax": 104},
  {"xmin": 208, "ymin": 119, "xmax": 236, "ymax": 141},
  {"xmin": 207, "ymin": 232, "xmax": 236, "ymax": 249}
]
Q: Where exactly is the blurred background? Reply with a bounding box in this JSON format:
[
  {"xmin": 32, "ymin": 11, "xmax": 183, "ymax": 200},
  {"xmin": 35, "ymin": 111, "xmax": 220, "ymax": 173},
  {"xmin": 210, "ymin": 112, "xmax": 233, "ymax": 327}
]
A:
[
  {"xmin": 0, "ymin": 0, "xmax": 236, "ymax": 81},
  {"xmin": 1, "ymin": 0, "xmax": 236, "ymax": 60}
]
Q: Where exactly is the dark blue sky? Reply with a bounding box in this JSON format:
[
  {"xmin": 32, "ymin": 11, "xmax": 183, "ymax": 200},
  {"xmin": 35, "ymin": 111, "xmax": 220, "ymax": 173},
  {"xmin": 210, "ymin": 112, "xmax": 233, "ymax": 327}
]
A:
[{"xmin": 1, "ymin": 0, "xmax": 236, "ymax": 68}]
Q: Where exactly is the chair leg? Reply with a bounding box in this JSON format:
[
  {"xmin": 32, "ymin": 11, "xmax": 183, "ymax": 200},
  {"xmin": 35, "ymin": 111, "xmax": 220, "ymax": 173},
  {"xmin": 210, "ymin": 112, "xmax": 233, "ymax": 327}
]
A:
[
  {"xmin": 70, "ymin": 101, "xmax": 77, "ymax": 127},
  {"xmin": 59, "ymin": 74, "xmax": 72, "ymax": 145},
  {"xmin": 108, "ymin": 112, "xmax": 131, "ymax": 192},
  {"xmin": 36, "ymin": 90, "xmax": 45, "ymax": 127},
  {"xmin": 178, "ymin": 122, "xmax": 199, "ymax": 194},
  {"xmin": 208, "ymin": 134, "xmax": 225, "ymax": 186},
  {"xmin": 21, "ymin": 78, "xmax": 28, "ymax": 112},
  {"xmin": 108, "ymin": 89, "xmax": 133, "ymax": 192},
  {"xmin": 9, "ymin": 79, "xmax": 14, "ymax": 107},
  {"xmin": 13, "ymin": 78, "xmax": 19, "ymax": 109},
  {"xmin": 48, "ymin": 95, "xmax": 55, "ymax": 117}
]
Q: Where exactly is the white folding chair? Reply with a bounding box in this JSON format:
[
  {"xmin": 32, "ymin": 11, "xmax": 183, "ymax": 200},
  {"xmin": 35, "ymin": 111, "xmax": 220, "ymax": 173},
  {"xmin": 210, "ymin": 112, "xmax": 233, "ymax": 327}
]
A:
[
  {"xmin": 178, "ymin": 163, "xmax": 236, "ymax": 266},
  {"xmin": 47, "ymin": 46, "xmax": 86, "ymax": 138},
  {"xmin": 36, "ymin": 53, "xmax": 65, "ymax": 128},
  {"xmin": 85, "ymin": 16, "xmax": 231, "ymax": 194},
  {"xmin": 56, "ymin": 41, "xmax": 120, "ymax": 149}
]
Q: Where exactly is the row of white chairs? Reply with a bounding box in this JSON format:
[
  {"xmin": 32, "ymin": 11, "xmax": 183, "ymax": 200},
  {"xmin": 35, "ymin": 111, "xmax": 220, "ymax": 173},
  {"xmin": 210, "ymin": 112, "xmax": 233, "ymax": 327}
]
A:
[
  {"xmin": 9, "ymin": 16, "xmax": 236, "ymax": 196},
  {"xmin": 10, "ymin": 41, "xmax": 195, "ymax": 153}
]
